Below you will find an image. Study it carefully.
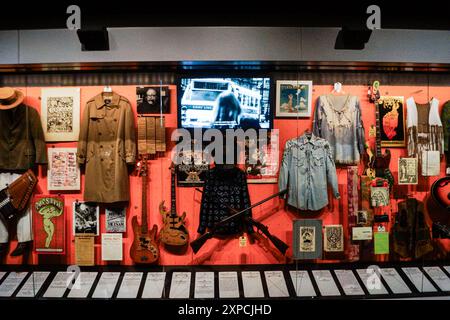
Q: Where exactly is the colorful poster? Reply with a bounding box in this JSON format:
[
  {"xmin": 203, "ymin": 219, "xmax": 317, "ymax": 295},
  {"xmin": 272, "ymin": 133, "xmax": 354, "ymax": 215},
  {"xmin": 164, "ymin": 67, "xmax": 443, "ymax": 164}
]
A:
[
  {"xmin": 374, "ymin": 232, "xmax": 390, "ymax": 254},
  {"xmin": 32, "ymin": 195, "xmax": 65, "ymax": 254},
  {"xmin": 378, "ymin": 96, "xmax": 405, "ymax": 147},
  {"xmin": 47, "ymin": 148, "xmax": 81, "ymax": 191}
]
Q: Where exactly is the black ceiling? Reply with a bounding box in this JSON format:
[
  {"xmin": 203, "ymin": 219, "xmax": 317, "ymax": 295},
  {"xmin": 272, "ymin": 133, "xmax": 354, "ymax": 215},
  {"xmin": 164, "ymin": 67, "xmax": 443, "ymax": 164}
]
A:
[{"xmin": 1, "ymin": 1, "xmax": 449, "ymax": 30}]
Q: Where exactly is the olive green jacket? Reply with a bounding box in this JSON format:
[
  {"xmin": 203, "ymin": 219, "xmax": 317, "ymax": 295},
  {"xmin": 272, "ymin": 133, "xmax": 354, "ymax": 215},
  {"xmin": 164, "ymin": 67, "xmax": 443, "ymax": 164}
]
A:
[{"xmin": 0, "ymin": 104, "xmax": 47, "ymax": 171}]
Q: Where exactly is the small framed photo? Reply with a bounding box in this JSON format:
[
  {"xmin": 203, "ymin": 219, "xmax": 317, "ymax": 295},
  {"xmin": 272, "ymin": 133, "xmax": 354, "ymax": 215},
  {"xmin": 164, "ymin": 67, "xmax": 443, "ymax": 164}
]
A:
[
  {"xmin": 41, "ymin": 87, "xmax": 80, "ymax": 142},
  {"xmin": 105, "ymin": 207, "xmax": 126, "ymax": 233},
  {"xmin": 275, "ymin": 80, "xmax": 313, "ymax": 118},
  {"xmin": 73, "ymin": 202, "xmax": 99, "ymax": 236},
  {"xmin": 136, "ymin": 86, "xmax": 170, "ymax": 114},
  {"xmin": 398, "ymin": 157, "xmax": 418, "ymax": 184},
  {"xmin": 356, "ymin": 210, "xmax": 373, "ymax": 226}
]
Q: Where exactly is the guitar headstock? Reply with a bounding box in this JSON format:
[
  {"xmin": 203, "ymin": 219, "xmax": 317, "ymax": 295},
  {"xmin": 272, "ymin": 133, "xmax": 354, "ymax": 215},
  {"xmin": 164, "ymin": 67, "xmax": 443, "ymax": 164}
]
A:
[
  {"xmin": 368, "ymin": 80, "xmax": 381, "ymax": 104},
  {"xmin": 136, "ymin": 156, "xmax": 148, "ymax": 177}
]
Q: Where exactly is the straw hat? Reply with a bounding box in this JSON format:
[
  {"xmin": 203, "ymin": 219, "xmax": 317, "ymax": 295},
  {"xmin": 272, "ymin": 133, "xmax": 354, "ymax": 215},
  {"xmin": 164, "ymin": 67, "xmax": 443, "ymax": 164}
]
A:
[{"xmin": 0, "ymin": 87, "xmax": 24, "ymax": 110}]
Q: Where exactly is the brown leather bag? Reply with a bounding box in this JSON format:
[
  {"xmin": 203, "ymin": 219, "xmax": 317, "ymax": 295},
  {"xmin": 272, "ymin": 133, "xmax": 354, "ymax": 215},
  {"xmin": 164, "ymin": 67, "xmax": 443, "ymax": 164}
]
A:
[{"xmin": 0, "ymin": 170, "xmax": 38, "ymax": 222}]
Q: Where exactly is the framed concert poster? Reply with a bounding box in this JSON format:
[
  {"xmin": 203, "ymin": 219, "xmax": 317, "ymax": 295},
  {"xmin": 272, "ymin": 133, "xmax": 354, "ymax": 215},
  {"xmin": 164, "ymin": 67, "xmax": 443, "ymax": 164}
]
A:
[
  {"xmin": 47, "ymin": 147, "xmax": 81, "ymax": 191},
  {"xmin": 32, "ymin": 195, "xmax": 65, "ymax": 254},
  {"xmin": 324, "ymin": 225, "xmax": 344, "ymax": 252},
  {"xmin": 73, "ymin": 202, "xmax": 99, "ymax": 236},
  {"xmin": 292, "ymin": 219, "xmax": 322, "ymax": 260},
  {"xmin": 176, "ymin": 149, "xmax": 210, "ymax": 187},
  {"xmin": 275, "ymin": 80, "xmax": 313, "ymax": 118},
  {"xmin": 105, "ymin": 207, "xmax": 126, "ymax": 233},
  {"xmin": 378, "ymin": 96, "xmax": 406, "ymax": 147},
  {"xmin": 40, "ymin": 87, "xmax": 80, "ymax": 142}
]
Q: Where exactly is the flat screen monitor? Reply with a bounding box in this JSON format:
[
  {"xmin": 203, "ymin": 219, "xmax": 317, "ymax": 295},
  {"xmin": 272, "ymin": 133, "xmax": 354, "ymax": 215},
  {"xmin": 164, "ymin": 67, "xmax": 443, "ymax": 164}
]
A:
[{"xmin": 178, "ymin": 77, "xmax": 272, "ymax": 130}]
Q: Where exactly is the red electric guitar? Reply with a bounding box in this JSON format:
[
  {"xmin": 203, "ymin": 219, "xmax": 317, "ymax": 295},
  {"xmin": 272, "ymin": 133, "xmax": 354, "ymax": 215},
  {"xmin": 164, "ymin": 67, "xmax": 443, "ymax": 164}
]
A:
[{"xmin": 130, "ymin": 156, "xmax": 160, "ymax": 264}]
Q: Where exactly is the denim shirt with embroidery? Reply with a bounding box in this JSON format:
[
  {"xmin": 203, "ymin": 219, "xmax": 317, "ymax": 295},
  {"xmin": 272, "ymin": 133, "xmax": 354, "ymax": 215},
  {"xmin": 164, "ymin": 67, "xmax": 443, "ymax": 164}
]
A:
[
  {"xmin": 278, "ymin": 133, "xmax": 340, "ymax": 211},
  {"xmin": 313, "ymin": 94, "xmax": 365, "ymax": 165}
]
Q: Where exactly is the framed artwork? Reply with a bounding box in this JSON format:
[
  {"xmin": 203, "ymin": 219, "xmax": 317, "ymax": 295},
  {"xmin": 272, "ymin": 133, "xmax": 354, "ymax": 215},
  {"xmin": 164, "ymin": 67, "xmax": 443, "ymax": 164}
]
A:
[
  {"xmin": 176, "ymin": 149, "xmax": 210, "ymax": 187},
  {"xmin": 356, "ymin": 210, "xmax": 373, "ymax": 226},
  {"xmin": 73, "ymin": 202, "xmax": 99, "ymax": 236},
  {"xmin": 245, "ymin": 131, "xmax": 279, "ymax": 184},
  {"xmin": 398, "ymin": 157, "xmax": 418, "ymax": 185},
  {"xmin": 292, "ymin": 219, "xmax": 322, "ymax": 260},
  {"xmin": 324, "ymin": 225, "xmax": 344, "ymax": 252},
  {"xmin": 105, "ymin": 207, "xmax": 126, "ymax": 233},
  {"xmin": 40, "ymin": 87, "xmax": 80, "ymax": 142},
  {"xmin": 275, "ymin": 80, "xmax": 313, "ymax": 118},
  {"xmin": 32, "ymin": 195, "xmax": 65, "ymax": 254},
  {"xmin": 47, "ymin": 147, "xmax": 81, "ymax": 191},
  {"xmin": 136, "ymin": 86, "xmax": 170, "ymax": 114},
  {"xmin": 378, "ymin": 96, "xmax": 406, "ymax": 147}
]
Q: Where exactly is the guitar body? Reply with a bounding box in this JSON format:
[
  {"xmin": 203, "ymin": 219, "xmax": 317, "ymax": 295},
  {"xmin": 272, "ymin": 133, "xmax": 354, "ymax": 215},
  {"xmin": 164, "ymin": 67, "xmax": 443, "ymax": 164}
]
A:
[
  {"xmin": 373, "ymin": 149, "xmax": 391, "ymax": 176},
  {"xmin": 130, "ymin": 216, "xmax": 159, "ymax": 264},
  {"xmin": 431, "ymin": 176, "xmax": 450, "ymax": 209},
  {"xmin": 159, "ymin": 201, "xmax": 189, "ymax": 246}
]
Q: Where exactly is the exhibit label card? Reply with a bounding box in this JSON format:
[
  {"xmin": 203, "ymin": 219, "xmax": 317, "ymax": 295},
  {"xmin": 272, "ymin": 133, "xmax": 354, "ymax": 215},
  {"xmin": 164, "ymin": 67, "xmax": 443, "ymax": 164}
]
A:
[
  {"xmin": 67, "ymin": 272, "xmax": 98, "ymax": 298},
  {"xmin": 401, "ymin": 267, "xmax": 437, "ymax": 293},
  {"xmin": 312, "ymin": 270, "xmax": 341, "ymax": 296},
  {"xmin": 242, "ymin": 271, "xmax": 265, "ymax": 298},
  {"xmin": 218, "ymin": 272, "xmax": 240, "ymax": 298},
  {"xmin": 289, "ymin": 271, "xmax": 316, "ymax": 297},
  {"xmin": 0, "ymin": 272, "xmax": 6, "ymax": 282},
  {"xmin": 356, "ymin": 269, "xmax": 388, "ymax": 295},
  {"xmin": 0, "ymin": 272, "xmax": 28, "ymax": 297},
  {"xmin": 16, "ymin": 272, "xmax": 51, "ymax": 298},
  {"xmin": 194, "ymin": 272, "xmax": 215, "ymax": 299},
  {"xmin": 101, "ymin": 233, "xmax": 123, "ymax": 261},
  {"xmin": 380, "ymin": 268, "xmax": 411, "ymax": 294},
  {"xmin": 43, "ymin": 272, "xmax": 75, "ymax": 298},
  {"xmin": 117, "ymin": 272, "xmax": 143, "ymax": 299},
  {"xmin": 352, "ymin": 227, "xmax": 373, "ymax": 241},
  {"xmin": 92, "ymin": 272, "xmax": 120, "ymax": 299},
  {"xmin": 423, "ymin": 267, "xmax": 450, "ymax": 291},
  {"xmin": 169, "ymin": 272, "xmax": 192, "ymax": 299},
  {"xmin": 334, "ymin": 270, "xmax": 364, "ymax": 296},
  {"xmin": 142, "ymin": 272, "xmax": 166, "ymax": 299},
  {"xmin": 444, "ymin": 266, "xmax": 450, "ymax": 275},
  {"xmin": 264, "ymin": 271, "xmax": 289, "ymax": 298},
  {"xmin": 75, "ymin": 235, "xmax": 95, "ymax": 266}
]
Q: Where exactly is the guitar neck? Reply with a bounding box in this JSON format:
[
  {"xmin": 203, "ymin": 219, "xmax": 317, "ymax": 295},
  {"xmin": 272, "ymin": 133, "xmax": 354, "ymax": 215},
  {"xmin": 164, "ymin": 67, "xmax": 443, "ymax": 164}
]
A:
[
  {"xmin": 171, "ymin": 167, "xmax": 176, "ymax": 215},
  {"xmin": 141, "ymin": 161, "xmax": 148, "ymax": 231},
  {"xmin": 375, "ymin": 100, "xmax": 382, "ymax": 157}
]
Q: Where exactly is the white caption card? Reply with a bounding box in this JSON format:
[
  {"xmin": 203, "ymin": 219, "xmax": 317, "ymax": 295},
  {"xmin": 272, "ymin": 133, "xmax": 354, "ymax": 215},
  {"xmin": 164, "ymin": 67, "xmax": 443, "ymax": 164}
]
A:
[
  {"xmin": 169, "ymin": 272, "xmax": 192, "ymax": 299},
  {"xmin": 218, "ymin": 272, "xmax": 239, "ymax": 298},
  {"xmin": 101, "ymin": 233, "xmax": 123, "ymax": 261},
  {"xmin": 380, "ymin": 268, "xmax": 411, "ymax": 294},
  {"xmin": 116, "ymin": 272, "xmax": 143, "ymax": 299},
  {"xmin": 67, "ymin": 272, "xmax": 98, "ymax": 298},
  {"xmin": 423, "ymin": 267, "xmax": 450, "ymax": 292},
  {"xmin": 0, "ymin": 272, "xmax": 28, "ymax": 297},
  {"xmin": 194, "ymin": 272, "xmax": 215, "ymax": 299},
  {"xmin": 334, "ymin": 270, "xmax": 364, "ymax": 296},
  {"xmin": 16, "ymin": 272, "xmax": 51, "ymax": 298},
  {"xmin": 141, "ymin": 272, "xmax": 166, "ymax": 299},
  {"xmin": 43, "ymin": 272, "xmax": 75, "ymax": 298},
  {"xmin": 312, "ymin": 270, "xmax": 341, "ymax": 296},
  {"xmin": 356, "ymin": 269, "xmax": 388, "ymax": 295},
  {"xmin": 289, "ymin": 271, "xmax": 316, "ymax": 297},
  {"xmin": 401, "ymin": 267, "xmax": 437, "ymax": 293},
  {"xmin": 92, "ymin": 272, "xmax": 120, "ymax": 299},
  {"xmin": 444, "ymin": 266, "xmax": 450, "ymax": 275},
  {"xmin": 264, "ymin": 271, "xmax": 289, "ymax": 298},
  {"xmin": 242, "ymin": 271, "xmax": 265, "ymax": 298},
  {"xmin": 0, "ymin": 272, "xmax": 6, "ymax": 282}
]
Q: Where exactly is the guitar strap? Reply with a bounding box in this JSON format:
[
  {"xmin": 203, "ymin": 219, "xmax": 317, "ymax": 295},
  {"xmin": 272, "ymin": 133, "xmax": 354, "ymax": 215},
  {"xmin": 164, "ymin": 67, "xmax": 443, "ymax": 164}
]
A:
[{"xmin": 347, "ymin": 166, "xmax": 360, "ymax": 261}]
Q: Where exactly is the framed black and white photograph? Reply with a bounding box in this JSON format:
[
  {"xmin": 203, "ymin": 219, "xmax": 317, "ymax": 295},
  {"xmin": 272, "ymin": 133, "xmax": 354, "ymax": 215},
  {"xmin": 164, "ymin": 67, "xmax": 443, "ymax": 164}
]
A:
[
  {"xmin": 73, "ymin": 202, "xmax": 99, "ymax": 236},
  {"xmin": 293, "ymin": 219, "xmax": 322, "ymax": 260},
  {"xmin": 136, "ymin": 86, "xmax": 170, "ymax": 114},
  {"xmin": 105, "ymin": 207, "xmax": 126, "ymax": 233},
  {"xmin": 356, "ymin": 210, "xmax": 372, "ymax": 226},
  {"xmin": 275, "ymin": 80, "xmax": 313, "ymax": 118},
  {"xmin": 398, "ymin": 157, "xmax": 418, "ymax": 185},
  {"xmin": 41, "ymin": 87, "xmax": 80, "ymax": 141}
]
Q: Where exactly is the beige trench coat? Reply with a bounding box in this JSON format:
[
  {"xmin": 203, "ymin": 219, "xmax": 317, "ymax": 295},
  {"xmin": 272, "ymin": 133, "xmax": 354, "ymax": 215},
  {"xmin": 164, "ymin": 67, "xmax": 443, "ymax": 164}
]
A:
[{"xmin": 77, "ymin": 92, "xmax": 136, "ymax": 203}]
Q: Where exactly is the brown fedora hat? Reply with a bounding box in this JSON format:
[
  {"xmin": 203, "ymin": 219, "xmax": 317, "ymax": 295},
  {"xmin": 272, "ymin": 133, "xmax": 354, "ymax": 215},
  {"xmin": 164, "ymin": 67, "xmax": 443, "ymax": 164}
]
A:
[{"xmin": 0, "ymin": 87, "xmax": 24, "ymax": 110}]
